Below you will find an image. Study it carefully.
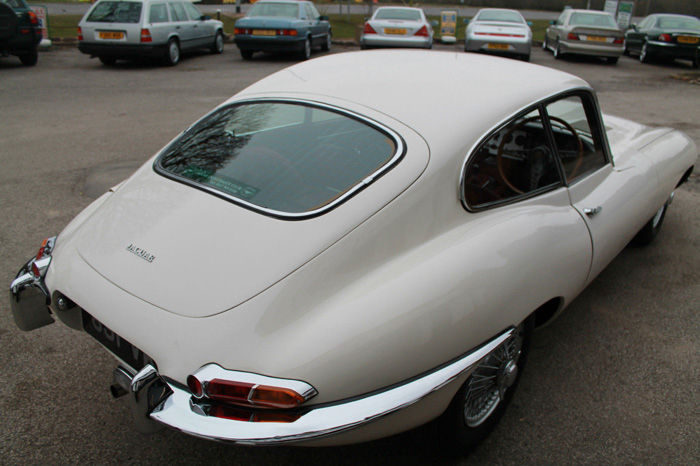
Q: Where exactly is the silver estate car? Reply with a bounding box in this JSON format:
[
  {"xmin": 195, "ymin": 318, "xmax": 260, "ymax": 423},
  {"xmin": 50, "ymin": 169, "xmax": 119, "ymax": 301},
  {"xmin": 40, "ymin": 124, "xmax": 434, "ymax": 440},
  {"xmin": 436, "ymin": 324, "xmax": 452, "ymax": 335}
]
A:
[
  {"xmin": 78, "ymin": 0, "xmax": 224, "ymax": 66},
  {"xmin": 544, "ymin": 9, "xmax": 624, "ymax": 64},
  {"xmin": 464, "ymin": 8, "xmax": 532, "ymax": 61},
  {"xmin": 360, "ymin": 7, "xmax": 433, "ymax": 50}
]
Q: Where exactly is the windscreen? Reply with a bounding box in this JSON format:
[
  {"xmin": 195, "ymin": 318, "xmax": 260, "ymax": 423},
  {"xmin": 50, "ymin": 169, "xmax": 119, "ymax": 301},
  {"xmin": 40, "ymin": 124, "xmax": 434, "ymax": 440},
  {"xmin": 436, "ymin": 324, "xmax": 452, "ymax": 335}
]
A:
[
  {"xmin": 569, "ymin": 12, "xmax": 618, "ymax": 28},
  {"xmin": 375, "ymin": 9, "xmax": 421, "ymax": 22},
  {"xmin": 247, "ymin": 2, "xmax": 298, "ymax": 19},
  {"xmin": 157, "ymin": 102, "xmax": 400, "ymax": 216},
  {"xmin": 476, "ymin": 10, "xmax": 524, "ymax": 23},
  {"xmin": 87, "ymin": 1, "xmax": 143, "ymax": 23}
]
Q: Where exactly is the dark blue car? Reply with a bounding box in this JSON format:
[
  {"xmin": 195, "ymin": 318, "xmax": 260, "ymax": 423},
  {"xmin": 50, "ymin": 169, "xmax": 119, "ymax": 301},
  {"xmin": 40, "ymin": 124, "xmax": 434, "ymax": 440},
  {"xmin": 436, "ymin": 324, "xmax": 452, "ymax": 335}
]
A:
[{"xmin": 234, "ymin": 0, "xmax": 331, "ymax": 60}]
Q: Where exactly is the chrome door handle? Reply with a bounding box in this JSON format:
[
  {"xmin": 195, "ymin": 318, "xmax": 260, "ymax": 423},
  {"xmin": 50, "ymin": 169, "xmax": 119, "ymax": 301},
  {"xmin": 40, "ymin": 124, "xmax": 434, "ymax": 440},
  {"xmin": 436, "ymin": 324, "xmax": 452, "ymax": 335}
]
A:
[{"xmin": 584, "ymin": 206, "xmax": 602, "ymax": 216}]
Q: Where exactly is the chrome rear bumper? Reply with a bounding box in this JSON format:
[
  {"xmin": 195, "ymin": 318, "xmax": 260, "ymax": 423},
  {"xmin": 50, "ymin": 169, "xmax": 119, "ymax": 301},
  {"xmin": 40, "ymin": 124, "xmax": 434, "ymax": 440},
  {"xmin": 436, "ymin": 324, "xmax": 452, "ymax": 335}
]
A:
[{"xmin": 120, "ymin": 328, "xmax": 514, "ymax": 445}]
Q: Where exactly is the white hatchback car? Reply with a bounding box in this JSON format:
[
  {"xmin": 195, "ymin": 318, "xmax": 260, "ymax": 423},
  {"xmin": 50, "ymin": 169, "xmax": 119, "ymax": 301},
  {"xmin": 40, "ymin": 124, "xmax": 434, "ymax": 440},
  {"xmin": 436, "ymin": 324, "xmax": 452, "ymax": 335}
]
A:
[{"xmin": 78, "ymin": 0, "xmax": 224, "ymax": 66}]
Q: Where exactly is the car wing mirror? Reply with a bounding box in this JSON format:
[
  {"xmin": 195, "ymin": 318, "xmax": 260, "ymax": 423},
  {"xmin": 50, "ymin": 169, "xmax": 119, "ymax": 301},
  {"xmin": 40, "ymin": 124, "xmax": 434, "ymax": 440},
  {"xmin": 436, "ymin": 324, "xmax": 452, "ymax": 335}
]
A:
[
  {"xmin": 527, "ymin": 21, "xmax": 533, "ymax": 26},
  {"xmin": 319, "ymin": 15, "xmax": 329, "ymax": 21},
  {"xmin": 201, "ymin": 15, "xmax": 211, "ymax": 21},
  {"xmin": 430, "ymin": 20, "xmax": 438, "ymax": 27},
  {"xmin": 463, "ymin": 18, "xmax": 470, "ymax": 24}
]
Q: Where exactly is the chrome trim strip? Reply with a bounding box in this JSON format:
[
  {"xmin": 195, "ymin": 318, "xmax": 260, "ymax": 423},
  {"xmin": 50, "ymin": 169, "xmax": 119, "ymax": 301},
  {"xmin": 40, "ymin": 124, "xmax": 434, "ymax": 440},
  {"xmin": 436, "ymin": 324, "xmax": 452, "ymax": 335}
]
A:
[{"xmin": 150, "ymin": 328, "xmax": 514, "ymax": 445}]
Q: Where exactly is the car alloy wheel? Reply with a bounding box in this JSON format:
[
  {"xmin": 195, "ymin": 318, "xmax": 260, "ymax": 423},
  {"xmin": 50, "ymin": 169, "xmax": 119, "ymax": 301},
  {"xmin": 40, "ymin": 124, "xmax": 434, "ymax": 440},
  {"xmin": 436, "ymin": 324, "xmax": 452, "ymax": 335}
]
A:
[
  {"xmin": 553, "ymin": 40, "xmax": 562, "ymax": 59},
  {"xmin": 322, "ymin": 31, "xmax": 331, "ymax": 52},
  {"xmin": 211, "ymin": 31, "xmax": 224, "ymax": 54},
  {"xmin": 165, "ymin": 39, "xmax": 180, "ymax": 66},
  {"xmin": 640, "ymin": 42, "xmax": 651, "ymax": 63},
  {"xmin": 301, "ymin": 37, "xmax": 311, "ymax": 60}
]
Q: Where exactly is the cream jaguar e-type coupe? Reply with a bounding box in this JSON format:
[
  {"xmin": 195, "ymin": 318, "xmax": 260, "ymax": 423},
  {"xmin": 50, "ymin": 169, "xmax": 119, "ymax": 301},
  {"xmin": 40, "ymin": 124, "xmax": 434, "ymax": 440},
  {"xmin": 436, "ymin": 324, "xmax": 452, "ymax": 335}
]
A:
[{"xmin": 9, "ymin": 51, "xmax": 697, "ymax": 453}]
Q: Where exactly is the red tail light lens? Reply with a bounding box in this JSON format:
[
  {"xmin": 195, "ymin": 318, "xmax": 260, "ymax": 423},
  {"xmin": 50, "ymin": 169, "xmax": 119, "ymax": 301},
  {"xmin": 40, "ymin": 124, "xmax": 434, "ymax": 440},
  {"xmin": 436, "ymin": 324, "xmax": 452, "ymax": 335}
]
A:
[
  {"xmin": 190, "ymin": 377, "xmax": 311, "ymax": 409},
  {"xmin": 276, "ymin": 29, "xmax": 297, "ymax": 36},
  {"xmin": 414, "ymin": 25, "xmax": 429, "ymax": 37},
  {"xmin": 659, "ymin": 33, "xmax": 671, "ymax": 42},
  {"xmin": 78, "ymin": 26, "xmax": 83, "ymax": 41},
  {"xmin": 28, "ymin": 11, "xmax": 39, "ymax": 25},
  {"xmin": 187, "ymin": 375, "xmax": 203, "ymax": 398},
  {"xmin": 207, "ymin": 379, "xmax": 255, "ymax": 404},
  {"xmin": 567, "ymin": 33, "xmax": 579, "ymax": 41},
  {"xmin": 613, "ymin": 37, "xmax": 624, "ymax": 44},
  {"xmin": 363, "ymin": 23, "xmax": 376, "ymax": 35},
  {"xmin": 140, "ymin": 29, "xmax": 152, "ymax": 43},
  {"xmin": 36, "ymin": 238, "xmax": 51, "ymax": 260},
  {"xmin": 234, "ymin": 28, "xmax": 250, "ymax": 34}
]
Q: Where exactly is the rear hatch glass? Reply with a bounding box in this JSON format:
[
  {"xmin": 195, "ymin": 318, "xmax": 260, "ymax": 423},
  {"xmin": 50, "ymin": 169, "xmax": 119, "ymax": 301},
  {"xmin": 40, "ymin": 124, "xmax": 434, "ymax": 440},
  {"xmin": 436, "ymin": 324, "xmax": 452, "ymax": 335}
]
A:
[
  {"xmin": 87, "ymin": 1, "xmax": 143, "ymax": 23},
  {"xmin": 156, "ymin": 101, "xmax": 403, "ymax": 218}
]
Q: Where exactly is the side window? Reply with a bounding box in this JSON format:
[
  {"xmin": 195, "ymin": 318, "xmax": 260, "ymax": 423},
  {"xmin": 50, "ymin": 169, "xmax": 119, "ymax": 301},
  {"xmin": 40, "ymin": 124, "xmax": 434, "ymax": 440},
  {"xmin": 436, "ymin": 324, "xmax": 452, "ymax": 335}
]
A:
[
  {"xmin": 545, "ymin": 95, "xmax": 607, "ymax": 183},
  {"xmin": 169, "ymin": 2, "xmax": 188, "ymax": 22},
  {"xmin": 183, "ymin": 2, "xmax": 202, "ymax": 21},
  {"xmin": 306, "ymin": 4, "xmax": 320, "ymax": 20},
  {"xmin": 463, "ymin": 109, "xmax": 563, "ymax": 209},
  {"xmin": 149, "ymin": 3, "xmax": 169, "ymax": 23}
]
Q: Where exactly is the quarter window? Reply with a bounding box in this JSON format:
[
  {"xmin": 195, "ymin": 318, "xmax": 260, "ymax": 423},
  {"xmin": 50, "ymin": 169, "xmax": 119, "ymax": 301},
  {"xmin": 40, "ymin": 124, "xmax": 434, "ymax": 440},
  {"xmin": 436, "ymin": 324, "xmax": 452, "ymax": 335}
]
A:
[
  {"xmin": 183, "ymin": 2, "xmax": 202, "ymax": 21},
  {"xmin": 149, "ymin": 3, "xmax": 168, "ymax": 23},
  {"xmin": 169, "ymin": 2, "xmax": 188, "ymax": 22}
]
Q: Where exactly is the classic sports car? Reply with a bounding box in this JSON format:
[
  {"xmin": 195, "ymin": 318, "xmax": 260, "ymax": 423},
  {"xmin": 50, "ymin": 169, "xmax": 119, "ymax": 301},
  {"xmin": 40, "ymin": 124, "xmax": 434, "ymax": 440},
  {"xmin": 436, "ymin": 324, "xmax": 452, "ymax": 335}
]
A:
[{"xmin": 9, "ymin": 51, "xmax": 697, "ymax": 453}]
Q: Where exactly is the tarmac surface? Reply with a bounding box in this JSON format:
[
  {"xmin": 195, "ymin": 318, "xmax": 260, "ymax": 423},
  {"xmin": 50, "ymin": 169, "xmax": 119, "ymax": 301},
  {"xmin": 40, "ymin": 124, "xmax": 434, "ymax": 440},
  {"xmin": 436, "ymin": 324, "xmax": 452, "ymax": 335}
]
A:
[{"xmin": 1, "ymin": 43, "xmax": 699, "ymax": 465}]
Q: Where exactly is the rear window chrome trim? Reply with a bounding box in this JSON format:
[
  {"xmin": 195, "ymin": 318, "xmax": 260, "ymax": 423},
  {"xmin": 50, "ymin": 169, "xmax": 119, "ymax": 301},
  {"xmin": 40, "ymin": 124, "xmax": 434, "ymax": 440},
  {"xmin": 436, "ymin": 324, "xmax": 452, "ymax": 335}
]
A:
[{"xmin": 154, "ymin": 98, "xmax": 406, "ymax": 221}]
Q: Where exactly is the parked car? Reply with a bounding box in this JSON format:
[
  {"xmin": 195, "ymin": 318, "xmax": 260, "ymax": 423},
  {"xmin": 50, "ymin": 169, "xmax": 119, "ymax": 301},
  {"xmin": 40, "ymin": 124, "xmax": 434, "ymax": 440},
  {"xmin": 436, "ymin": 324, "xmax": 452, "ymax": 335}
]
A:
[
  {"xmin": 360, "ymin": 6, "xmax": 433, "ymax": 50},
  {"xmin": 0, "ymin": 0, "xmax": 42, "ymax": 66},
  {"xmin": 9, "ymin": 51, "xmax": 697, "ymax": 453},
  {"xmin": 464, "ymin": 8, "xmax": 532, "ymax": 61},
  {"xmin": 78, "ymin": 0, "xmax": 224, "ymax": 66},
  {"xmin": 233, "ymin": 0, "xmax": 331, "ymax": 60},
  {"xmin": 624, "ymin": 13, "xmax": 700, "ymax": 67},
  {"xmin": 544, "ymin": 9, "xmax": 624, "ymax": 64}
]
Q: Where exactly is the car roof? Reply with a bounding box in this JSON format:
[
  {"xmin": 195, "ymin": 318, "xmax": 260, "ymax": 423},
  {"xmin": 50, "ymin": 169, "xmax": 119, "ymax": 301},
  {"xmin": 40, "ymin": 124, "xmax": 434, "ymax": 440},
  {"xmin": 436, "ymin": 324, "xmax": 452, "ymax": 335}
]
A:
[
  {"xmin": 234, "ymin": 51, "xmax": 590, "ymax": 159},
  {"xmin": 566, "ymin": 9, "xmax": 614, "ymax": 16}
]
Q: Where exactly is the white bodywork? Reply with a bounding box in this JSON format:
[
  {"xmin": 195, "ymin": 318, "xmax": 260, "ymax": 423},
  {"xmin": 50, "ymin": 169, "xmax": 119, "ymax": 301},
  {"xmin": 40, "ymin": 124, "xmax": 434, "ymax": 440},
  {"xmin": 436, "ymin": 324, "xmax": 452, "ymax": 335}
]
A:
[{"xmin": 19, "ymin": 51, "xmax": 697, "ymax": 445}]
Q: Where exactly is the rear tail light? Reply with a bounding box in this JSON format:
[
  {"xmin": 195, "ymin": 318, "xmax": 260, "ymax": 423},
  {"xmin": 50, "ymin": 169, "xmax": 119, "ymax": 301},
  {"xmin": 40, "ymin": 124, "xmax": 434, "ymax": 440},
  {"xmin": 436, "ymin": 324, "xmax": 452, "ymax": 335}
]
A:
[
  {"xmin": 567, "ymin": 33, "xmax": 580, "ymax": 41},
  {"xmin": 659, "ymin": 33, "xmax": 671, "ymax": 42},
  {"xmin": 234, "ymin": 28, "xmax": 250, "ymax": 35},
  {"xmin": 140, "ymin": 28, "xmax": 152, "ymax": 43},
  {"xmin": 77, "ymin": 26, "xmax": 83, "ymax": 41},
  {"xmin": 35, "ymin": 238, "xmax": 52, "ymax": 260},
  {"xmin": 28, "ymin": 11, "xmax": 39, "ymax": 25},
  {"xmin": 363, "ymin": 23, "xmax": 376, "ymax": 35},
  {"xmin": 414, "ymin": 25, "xmax": 429, "ymax": 37},
  {"xmin": 613, "ymin": 37, "xmax": 624, "ymax": 44},
  {"xmin": 276, "ymin": 29, "xmax": 297, "ymax": 36}
]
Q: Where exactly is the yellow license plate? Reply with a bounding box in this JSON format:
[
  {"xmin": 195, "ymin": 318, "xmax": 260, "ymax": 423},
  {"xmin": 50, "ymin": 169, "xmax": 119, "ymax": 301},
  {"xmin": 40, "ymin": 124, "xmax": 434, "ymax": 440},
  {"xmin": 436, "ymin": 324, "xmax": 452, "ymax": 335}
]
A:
[
  {"xmin": 587, "ymin": 36, "xmax": 608, "ymax": 42},
  {"xmin": 99, "ymin": 31, "xmax": 124, "ymax": 40},
  {"xmin": 252, "ymin": 29, "xmax": 276, "ymax": 36},
  {"xmin": 678, "ymin": 35, "xmax": 699, "ymax": 44},
  {"xmin": 487, "ymin": 43, "xmax": 509, "ymax": 50},
  {"xmin": 384, "ymin": 28, "xmax": 407, "ymax": 35}
]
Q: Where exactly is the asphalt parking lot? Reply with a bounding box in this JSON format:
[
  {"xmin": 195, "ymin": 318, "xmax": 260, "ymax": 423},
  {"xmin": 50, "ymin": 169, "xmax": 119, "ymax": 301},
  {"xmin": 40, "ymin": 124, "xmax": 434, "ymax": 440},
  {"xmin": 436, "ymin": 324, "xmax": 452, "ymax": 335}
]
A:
[{"xmin": 1, "ymin": 43, "xmax": 699, "ymax": 465}]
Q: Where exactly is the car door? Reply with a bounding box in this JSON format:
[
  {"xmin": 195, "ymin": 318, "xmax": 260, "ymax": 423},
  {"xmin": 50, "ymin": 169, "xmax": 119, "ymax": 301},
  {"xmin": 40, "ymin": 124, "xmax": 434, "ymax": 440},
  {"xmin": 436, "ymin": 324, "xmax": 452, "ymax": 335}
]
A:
[
  {"xmin": 544, "ymin": 93, "xmax": 658, "ymax": 285},
  {"xmin": 182, "ymin": 1, "xmax": 210, "ymax": 48},
  {"xmin": 626, "ymin": 16, "xmax": 653, "ymax": 53},
  {"xmin": 462, "ymin": 106, "xmax": 593, "ymax": 312},
  {"xmin": 548, "ymin": 10, "xmax": 568, "ymax": 44},
  {"xmin": 168, "ymin": 1, "xmax": 194, "ymax": 49},
  {"xmin": 304, "ymin": 2, "xmax": 326, "ymax": 46}
]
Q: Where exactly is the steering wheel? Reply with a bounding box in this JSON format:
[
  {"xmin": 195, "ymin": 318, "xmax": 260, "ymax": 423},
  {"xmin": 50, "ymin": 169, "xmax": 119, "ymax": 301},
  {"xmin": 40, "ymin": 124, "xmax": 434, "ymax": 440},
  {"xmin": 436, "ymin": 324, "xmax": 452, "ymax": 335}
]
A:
[{"xmin": 497, "ymin": 116, "xmax": 584, "ymax": 194}]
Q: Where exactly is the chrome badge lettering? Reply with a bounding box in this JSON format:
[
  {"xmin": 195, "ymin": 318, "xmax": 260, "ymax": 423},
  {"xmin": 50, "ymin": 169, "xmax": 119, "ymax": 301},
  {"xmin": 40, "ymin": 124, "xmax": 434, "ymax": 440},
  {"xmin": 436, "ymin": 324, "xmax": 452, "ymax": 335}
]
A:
[{"xmin": 126, "ymin": 244, "xmax": 155, "ymax": 263}]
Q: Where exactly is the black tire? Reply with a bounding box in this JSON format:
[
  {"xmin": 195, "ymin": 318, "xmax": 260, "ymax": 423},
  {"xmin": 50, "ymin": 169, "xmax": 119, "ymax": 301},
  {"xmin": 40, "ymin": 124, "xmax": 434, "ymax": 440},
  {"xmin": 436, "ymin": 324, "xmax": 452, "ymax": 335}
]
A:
[
  {"xmin": 240, "ymin": 49, "xmax": 253, "ymax": 60},
  {"xmin": 321, "ymin": 30, "xmax": 331, "ymax": 52},
  {"xmin": 542, "ymin": 35, "xmax": 549, "ymax": 51},
  {"xmin": 300, "ymin": 37, "xmax": 311, "ymax": 60},
  {"xmin": 19, "ymin": 47, "xmax": 38, "ymax": 66},
  {"xmin": 0, "ymin": 3, "xmax": 19, "ymax": 41},
  {"xmin": 607, "ymin": 56, "xmax": 619, "ymax": 65},
  {"xmin": 631, "ymin": 201, "xmax": 668, "ymax": 246},
  {"xmin": 420, "ymin": 317, "xmax": 534, "ymax": 456},
  {"xmin": 98, "ymin": 56, "xmax": 117, "ymax": 66},
  {"xmin": 164, "ymin": 38, "xmax": 180, "ymax": 66},
  {"xmin": 211, "ymin": 30, "xmax": 224, "ymax": 54},
  {"xmin": 521, "ymin": 53, "xmax": 530, "ymax": 62},
  {"xmin": 639, "ymin": 41, "xmax": 652, "ymax": 63},
  {"xmin": 553, "ymin": 40, "xmax": 562, "ymax": 60}
]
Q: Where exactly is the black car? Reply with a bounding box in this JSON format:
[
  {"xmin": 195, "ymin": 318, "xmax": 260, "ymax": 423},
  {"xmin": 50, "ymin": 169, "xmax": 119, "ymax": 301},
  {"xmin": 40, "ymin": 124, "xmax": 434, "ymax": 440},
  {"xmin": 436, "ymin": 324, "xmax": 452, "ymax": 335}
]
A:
[
  {"xmin": 625, "ymin": 13, "xmax": 700, "ymax": 67},
  {"xmin": 0, "ymin": 0, "xmax": 42, "ymax": 66}
]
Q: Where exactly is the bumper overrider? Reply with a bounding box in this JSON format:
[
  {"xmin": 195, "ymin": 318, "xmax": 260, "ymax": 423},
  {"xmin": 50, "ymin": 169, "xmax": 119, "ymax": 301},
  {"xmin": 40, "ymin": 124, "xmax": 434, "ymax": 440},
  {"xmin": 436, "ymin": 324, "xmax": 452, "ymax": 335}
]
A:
[{"xmin": 9, "ymin": 238, "xmax": 514, "ymax": 444}]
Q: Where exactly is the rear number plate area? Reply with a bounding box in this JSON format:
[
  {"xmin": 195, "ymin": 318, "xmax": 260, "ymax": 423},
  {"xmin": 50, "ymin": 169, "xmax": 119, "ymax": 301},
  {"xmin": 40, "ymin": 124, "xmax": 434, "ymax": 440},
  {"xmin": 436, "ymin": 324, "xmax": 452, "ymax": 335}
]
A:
[
  {"xmin": 82, "ymin": 310, "xmax": 154, "ymax": 372},
  {"xmin": 677, "ymin": 35, "xmax": 699, "ymax": 44},
  {"xmin": 98, "ymin": 31, "xmax": 125, "ymax": 40}
]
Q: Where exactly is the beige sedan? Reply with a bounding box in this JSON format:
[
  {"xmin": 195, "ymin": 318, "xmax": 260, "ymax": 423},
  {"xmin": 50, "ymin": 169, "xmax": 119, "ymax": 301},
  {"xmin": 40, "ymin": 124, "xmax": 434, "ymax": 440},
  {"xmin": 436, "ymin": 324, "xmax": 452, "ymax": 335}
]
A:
[{"xmin": 544, "ymin": 9, "xmax": 625, "ymax": 64}]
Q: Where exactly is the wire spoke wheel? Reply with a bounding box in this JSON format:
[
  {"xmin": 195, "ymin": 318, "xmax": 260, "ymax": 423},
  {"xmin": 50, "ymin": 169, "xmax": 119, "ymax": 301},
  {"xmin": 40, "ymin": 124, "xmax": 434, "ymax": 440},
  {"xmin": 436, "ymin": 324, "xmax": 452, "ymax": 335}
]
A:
[{"xmin": 463, "ymin": 323, "xmax": 524, "ymax": 428}]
